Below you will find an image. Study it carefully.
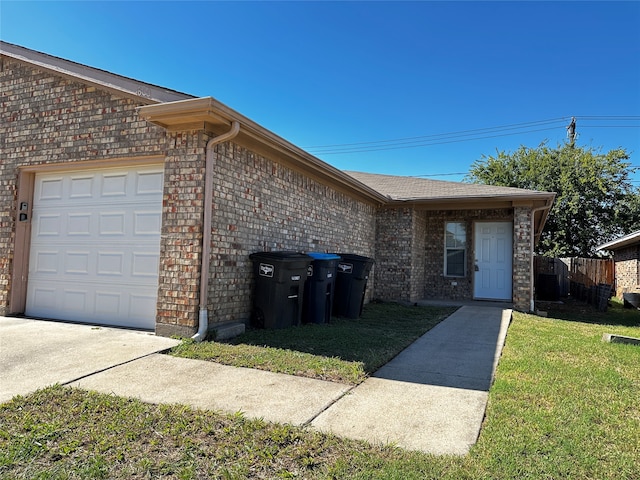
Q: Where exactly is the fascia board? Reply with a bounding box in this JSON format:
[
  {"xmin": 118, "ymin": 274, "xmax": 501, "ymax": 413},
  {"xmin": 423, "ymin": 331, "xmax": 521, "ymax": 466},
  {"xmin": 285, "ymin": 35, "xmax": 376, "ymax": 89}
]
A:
[
  {"xmin": 138, "ymin": 97, "xmax": 388, "ymax": 205},
  {"xmin": 597, "ymin": 231, "xmax": 640, "ymax": 251}
]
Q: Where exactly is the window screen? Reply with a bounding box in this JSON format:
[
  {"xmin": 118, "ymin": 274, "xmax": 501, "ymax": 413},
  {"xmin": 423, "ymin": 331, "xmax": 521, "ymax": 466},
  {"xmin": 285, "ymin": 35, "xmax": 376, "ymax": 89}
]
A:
[{"xmin": 445, "ymin": 222, "xmax": 466, "ymax": 277}]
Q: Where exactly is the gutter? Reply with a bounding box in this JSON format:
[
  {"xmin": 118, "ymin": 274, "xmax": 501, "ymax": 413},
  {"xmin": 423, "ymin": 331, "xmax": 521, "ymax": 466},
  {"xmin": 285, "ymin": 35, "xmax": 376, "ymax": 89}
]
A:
[
  {"xmin": 192, "ymin": 121, "xmax": 241, "ymax": 342},
  {"xmin": 137, "ymin": 97, "xmax": 387, "ymax": 206}
]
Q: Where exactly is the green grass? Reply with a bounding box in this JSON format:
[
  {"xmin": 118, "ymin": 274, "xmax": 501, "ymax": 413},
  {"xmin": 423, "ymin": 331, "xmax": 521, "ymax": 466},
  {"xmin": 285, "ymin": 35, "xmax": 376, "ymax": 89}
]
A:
[
  {"xmin": 1, "ymin": 300, "xmax": 639, "ymax": 479},
  {"xmin": 170, "ymin": 302, "xmax": 456, "ymax": 384}
]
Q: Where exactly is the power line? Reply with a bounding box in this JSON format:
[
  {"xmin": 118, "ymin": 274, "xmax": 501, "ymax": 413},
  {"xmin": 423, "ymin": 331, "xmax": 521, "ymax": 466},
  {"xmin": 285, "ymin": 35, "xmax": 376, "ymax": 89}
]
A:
[
  {"xmin": 308, "ymin": 126, "xmax": 562, "ymax": 155},
  {"xmin": 577, "ymin": 116, "xmax": 640, "ymax": 120},
  {"xmin": 303, "ymin": 117, "xmax": 569, "ymax": 149},
  {"xmin": 303, "ymin": 115, "xmax": 640, "ymax": 156},
  {"xmin": 303, "ymin": 117, "xmax": 567, "ymax": 150}
]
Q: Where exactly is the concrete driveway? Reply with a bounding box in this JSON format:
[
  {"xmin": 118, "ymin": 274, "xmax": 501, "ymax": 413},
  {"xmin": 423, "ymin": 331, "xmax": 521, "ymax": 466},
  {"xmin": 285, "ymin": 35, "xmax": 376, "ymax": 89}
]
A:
[{"xmin": 0, "ymin": 316, "xmax": 180, "ymax": 404}]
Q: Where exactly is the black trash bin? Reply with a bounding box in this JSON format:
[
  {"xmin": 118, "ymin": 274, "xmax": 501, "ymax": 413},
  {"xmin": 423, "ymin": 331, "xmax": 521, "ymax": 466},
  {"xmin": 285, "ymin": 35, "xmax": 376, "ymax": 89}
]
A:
[
  {"xmin": 332, "ymin": 253, "xmax": 375, "ymax": 319},
  {"xmin": 303, "ymin": 253, "xmax": 341, "ymax": 324},
  {"xmin": 249, "ymin": 251, "xmax": 312, "ymax": 329}
]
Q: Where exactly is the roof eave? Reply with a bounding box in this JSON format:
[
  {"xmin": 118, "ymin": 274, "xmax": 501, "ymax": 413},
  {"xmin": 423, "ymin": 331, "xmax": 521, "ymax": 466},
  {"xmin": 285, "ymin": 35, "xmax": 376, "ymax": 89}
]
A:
[
  {"xmin": 137, "ymin": 97, "xmax": 388, "ymax": 205},
  {"xmin": 597, "ymin": 230, "xmax": 640, "ymax": 251},
  {"xmin": 387, "ymin": 192, "xmax": 555, "ymax": 207},
  {"xmin": 0, "ymin": 40, "xmax": 193, "ymax": 104}
]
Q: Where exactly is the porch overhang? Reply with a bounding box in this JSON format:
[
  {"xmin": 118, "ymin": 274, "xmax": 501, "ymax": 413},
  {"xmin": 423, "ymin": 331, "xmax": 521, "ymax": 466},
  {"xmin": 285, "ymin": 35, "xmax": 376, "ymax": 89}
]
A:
[{"xmin": 388, "ymin": 194, "xmax": 554, "ymax": 244}]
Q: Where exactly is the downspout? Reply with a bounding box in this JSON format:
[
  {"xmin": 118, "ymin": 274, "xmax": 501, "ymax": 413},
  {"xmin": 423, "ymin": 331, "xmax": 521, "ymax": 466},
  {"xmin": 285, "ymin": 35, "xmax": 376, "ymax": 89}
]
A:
[
  {"xmin": 192, "ymin": 121, "xmax": 240, "ymax": 342},
  {"xmin": 529, "ymin": 201, "xmax": 553, "ymax": 312}
]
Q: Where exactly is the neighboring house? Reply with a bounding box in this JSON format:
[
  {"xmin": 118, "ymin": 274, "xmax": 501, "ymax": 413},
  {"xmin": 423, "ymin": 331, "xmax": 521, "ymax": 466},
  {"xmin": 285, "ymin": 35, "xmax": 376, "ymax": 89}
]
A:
[
  {"xmin": 0, "ymin": 42, "xmax": 555, "ymax": 338},
  {"xmin": 597, "ymin": 230, "xmax": 640, "ymax": 298}
]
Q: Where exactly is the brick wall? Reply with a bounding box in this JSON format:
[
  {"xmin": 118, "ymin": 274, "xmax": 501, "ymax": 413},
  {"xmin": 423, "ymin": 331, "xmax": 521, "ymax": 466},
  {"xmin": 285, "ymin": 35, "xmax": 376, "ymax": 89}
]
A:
[
  {"xmin": 374, "ymin": 208, "xmax": 415, "ymax": 301},
  {"xmin": 614, "ymin": 245, "xmax": 640, "ymax": 297},
  {"xmin": 206, "ymin": 141, "xmax": 377, "ymax": 328},
  {"xmin": 513, "ymin": 207, "xmax": 533, "ymax": 311},
  {"xmin": 155, "ymin": 131, "xmax": 207, "ymax": 337},
  {"xmin": 411, "ymin": 210, "xmax": 427, "ymax": 301},
  {"xmin": 374, "ymin": 207, "xmax": 524, "ymax": 303},
  {"xmin": 0, "ymin": 57, "xmax": 166, "ymax": 316},
  {"xmin": 423, "ymin": 209, "xmax": 516, "ymax": 301}
]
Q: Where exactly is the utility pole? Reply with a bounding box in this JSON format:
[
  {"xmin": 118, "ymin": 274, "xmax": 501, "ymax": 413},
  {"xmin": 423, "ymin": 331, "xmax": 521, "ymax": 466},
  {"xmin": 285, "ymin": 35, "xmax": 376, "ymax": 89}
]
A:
[{"xmin": 566, "ymin": 116, "xmax": 577, "ymax": 147}]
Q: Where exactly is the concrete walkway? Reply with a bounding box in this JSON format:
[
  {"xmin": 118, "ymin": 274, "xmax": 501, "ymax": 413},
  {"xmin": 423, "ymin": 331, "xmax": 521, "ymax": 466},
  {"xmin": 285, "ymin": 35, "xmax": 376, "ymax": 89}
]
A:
[
  {"xmin": 0, "ymin": 305, "xmax": 511, "ymax": 455},
  {"xmin": 311, "ymin": 306, "xmax": 512, "ymax": 454}
]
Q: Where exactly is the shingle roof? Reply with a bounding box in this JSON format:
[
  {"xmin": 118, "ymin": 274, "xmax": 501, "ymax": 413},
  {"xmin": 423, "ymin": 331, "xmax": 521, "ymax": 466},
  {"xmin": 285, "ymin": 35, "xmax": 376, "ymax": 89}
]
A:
[
  {"xmin": 597, "ymin": 230, "xmax": 640, "ymax": 251},
  {"xmin": 1, "ymin": 40, "xmax": 193, "ymax": 104},
  {"xmin": 345, "ymin": 171, "xmax": 554, "ymax": 202}
]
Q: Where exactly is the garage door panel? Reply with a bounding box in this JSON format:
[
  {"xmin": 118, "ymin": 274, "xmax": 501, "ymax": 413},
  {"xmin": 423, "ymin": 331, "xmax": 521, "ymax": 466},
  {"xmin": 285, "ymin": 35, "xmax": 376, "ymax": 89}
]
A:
[
  {"xmin": 36, "ymin": 213, "xmax": 62, "ymax": 236},
  {"xmin": 27, "ymin": 165, "xmax": 163, "ymax": 329},
  {"xmin": 65, "ymin": 251, "xmax": 91, "ymax": 274},
  {"xmin": 28, "ymin": 280, "xmax": 157, "ymax": 329},
  {"xmin": 97, "ymin": 251, "xmax": 125, "ymax": 276},
  {"xmin": 129, "ymin": 293, "xmax": 158, "ymax": 322},
  {"xmin": 67, "ymin": 213, "xmax": 92, "ymax": 236},
  {"xmin": 33, "ymin": 250, "xmax": 60, "ymax": 274},
  {"xmin": 101, "ymin": 172, "xmax": 128, "ymax": 197},
  {"xmin": 69, "ymin": 175, "xmax": 94, "ymax": 199},
  {"xmin": 38, "ymin": 177, "xmax": 64, "ymax": 201},
  {"xmin": 95, "ymin": 291, "xmax": 123, "ymax": 317}
]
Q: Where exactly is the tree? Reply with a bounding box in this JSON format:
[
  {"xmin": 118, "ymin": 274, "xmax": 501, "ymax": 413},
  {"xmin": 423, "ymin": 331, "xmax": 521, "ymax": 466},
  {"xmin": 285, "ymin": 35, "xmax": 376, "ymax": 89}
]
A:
[{"xmin": 467, "ymin": 142, "xmax": 640, "ymax": 257}]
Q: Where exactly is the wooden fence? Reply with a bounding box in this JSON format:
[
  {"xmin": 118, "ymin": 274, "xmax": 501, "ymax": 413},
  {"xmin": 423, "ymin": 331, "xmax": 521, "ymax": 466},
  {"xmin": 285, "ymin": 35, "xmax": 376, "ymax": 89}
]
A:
[{"xmin": 534, "ymin": 256, "xmax": 614, "ymax": 308}]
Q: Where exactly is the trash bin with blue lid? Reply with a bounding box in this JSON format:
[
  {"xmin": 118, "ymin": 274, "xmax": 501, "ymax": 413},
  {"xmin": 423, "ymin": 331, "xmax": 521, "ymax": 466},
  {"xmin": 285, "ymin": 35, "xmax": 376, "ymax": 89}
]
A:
[
  {"xmin": 303, "ymin": 252, "xmax": 341, "ymax": 324},
  {"xmin": 332, "ymin": 253, "xmax": 375, "ymax": 319},
  {"xmin": 249, "ymin": 251, "xmax": 312, "ymax": 329}
]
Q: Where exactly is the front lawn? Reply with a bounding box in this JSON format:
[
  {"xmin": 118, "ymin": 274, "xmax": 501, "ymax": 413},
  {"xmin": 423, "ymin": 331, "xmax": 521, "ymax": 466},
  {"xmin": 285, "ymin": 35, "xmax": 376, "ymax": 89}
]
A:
[
  {"xmin": 1, "ymin": 300, "xmax": 638, "ymax": 479},
  {"xmin": 171, "ymin": 302, "xmax": 456, "ymax": 384}
]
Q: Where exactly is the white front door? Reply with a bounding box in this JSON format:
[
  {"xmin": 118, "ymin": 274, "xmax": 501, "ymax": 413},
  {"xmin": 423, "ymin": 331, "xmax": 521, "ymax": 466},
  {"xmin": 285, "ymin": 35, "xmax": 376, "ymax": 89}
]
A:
[
  {"xmin": 474, "ymin": 222, "xmax": 513, "ymax": 301},
  {"xmin": 26, "ymin": 165, "xmax": 164, "ymax": 329}
]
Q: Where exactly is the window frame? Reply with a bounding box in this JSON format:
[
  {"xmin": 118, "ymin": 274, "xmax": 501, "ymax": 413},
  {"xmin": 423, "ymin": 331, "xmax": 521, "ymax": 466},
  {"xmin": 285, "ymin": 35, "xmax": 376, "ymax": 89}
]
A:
[{"xmin": 444, "ymin": 221, "xmax": 467, "ymax": 278}]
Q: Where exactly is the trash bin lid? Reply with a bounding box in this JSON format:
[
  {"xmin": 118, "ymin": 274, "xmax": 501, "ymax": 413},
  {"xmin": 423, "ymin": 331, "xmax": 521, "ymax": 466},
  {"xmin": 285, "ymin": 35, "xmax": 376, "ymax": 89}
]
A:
[
  {"xmin": 307, "ymin": 252, "xmax": 341, "ymax": 260},
  {"xmin": 250, "ymin": 251, "xmax": 312, "ymax": 261},
  {"xmin": 334, "ymin": 253, "xmax": 374, "ymax": 264}
]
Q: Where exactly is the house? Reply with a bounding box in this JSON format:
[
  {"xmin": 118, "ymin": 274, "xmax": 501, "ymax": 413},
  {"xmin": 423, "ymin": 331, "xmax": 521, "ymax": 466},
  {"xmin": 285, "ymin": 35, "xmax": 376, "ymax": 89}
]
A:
[
  {"xmin": 597, "ymin": 230, "xmax": 640, "ymax": 298},
  {"xmin": 0, "ymin": 41, "xmax": 555, "ymax": 338}
]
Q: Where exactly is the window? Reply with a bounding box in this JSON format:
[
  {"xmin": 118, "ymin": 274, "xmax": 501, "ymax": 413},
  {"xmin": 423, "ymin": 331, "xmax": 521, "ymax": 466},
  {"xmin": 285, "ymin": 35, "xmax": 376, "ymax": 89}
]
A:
[{"xmin": 445, "ymin": 222, "xmax": 466, "ymax": 277}]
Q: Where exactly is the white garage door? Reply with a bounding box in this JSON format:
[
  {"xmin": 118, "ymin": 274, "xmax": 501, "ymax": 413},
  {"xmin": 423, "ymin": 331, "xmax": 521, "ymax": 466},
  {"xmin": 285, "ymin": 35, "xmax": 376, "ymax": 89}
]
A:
[{"xmin": 26, "ymin": 165, "xmax": 164, "ymax": 329}]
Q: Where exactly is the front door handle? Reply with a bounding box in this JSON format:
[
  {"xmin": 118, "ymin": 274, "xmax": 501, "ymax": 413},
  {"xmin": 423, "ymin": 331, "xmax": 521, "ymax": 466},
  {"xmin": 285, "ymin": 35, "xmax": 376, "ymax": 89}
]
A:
[{"xmin": 474, "ymin": 264, "xmax": 479, "ymax": 272}]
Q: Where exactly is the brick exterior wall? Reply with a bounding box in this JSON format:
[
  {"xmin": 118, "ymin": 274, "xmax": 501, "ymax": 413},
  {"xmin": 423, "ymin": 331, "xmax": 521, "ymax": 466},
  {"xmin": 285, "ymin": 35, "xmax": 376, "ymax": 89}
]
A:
[
  {"xmin": 206, "ymin": 142, "xmax": 376, "ymax": 328},
  {"xmin": 613, "ymin": 245, "xmax": 640, "ymax": 297},
  {"xmin": 411, "ymin": 210, "xmax": 427, "ymax": 301},
  {"xmin": 0, "ymin": 57, "xmax": 166, "ymax": 317},
  {"xmin": 374, "ymin": 208, "xmax": 415, "ymax": 301},
  {"xmin": 155, "ymin": 131, "xmax": 207, "ymax": 337},
  {"xmin": 513, "ymin": 207, "xmax": 533, "ymax": 311}
]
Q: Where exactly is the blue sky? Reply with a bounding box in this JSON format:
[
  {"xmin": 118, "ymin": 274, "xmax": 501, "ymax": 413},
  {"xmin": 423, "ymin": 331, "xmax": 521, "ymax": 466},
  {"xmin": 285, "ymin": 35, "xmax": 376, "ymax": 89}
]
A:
[{"xmin": 2, "ymin": 1, "xmax": 639, "ymax": 185}]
